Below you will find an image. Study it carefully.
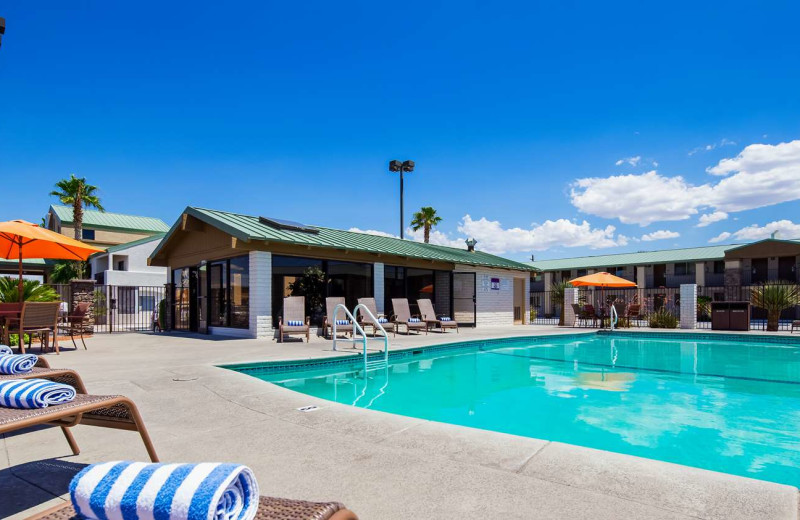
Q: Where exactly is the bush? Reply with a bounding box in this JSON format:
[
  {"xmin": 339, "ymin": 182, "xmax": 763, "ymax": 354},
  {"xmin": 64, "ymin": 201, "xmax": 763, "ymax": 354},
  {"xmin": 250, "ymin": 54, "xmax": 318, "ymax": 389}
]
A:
[
  {"xmin": 530, "ymin": 308, "xmax": 538, "ymax": 322},
  {"xmin": 649, "ymin": 308, "xmax": 678, "ymax": 328}
]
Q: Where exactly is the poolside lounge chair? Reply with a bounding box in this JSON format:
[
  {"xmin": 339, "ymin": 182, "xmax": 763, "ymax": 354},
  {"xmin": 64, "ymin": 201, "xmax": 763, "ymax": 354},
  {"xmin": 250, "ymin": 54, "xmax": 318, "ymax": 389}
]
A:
[
  {"xmin": 417, "ymin": 299, "xmax": 458, "ymax": 333},
  {"xmin": 356, "ymin": 297, "xmax": 396, "ymax": 337},
  {"xmin": 627, "ymin": 304, "xmax": 643, "ymax": 326},
  {"xmin": 324, "ymin": 297, "xmax": 353, "ymax": 339},
  {"xmin": 612, "ymin": 302, "xmax": 628, "ymax": 327},
  {"xmin": 278, "ymin": 296, "xmax": 310, "ymax": 343},
  {"xmin": 26, "ymin": 495, "xmax": 358, "ymax": 520},
  {"xmin": 5, "ymin": 302, "xmax": 61, "ymax": 354},
  {"xmin": 391, "ymin": 298, "xmax": 427, "ymax": 335}
]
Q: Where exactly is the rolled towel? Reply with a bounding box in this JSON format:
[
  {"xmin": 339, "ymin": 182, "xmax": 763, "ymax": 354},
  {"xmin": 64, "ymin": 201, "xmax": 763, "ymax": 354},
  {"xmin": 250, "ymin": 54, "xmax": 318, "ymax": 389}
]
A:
[
  {"xmin": 70, "ymin": 461, "xmax": 259, "ymax": 520},
  {"xmin": 408, "ymin": 318, "xmax": 421, "ymax": 323},
  {"xmin": 334, "ymin": 319, "xmax": 349, "ymax": 325},
  {"xmin": 0, "ymin": 344, "xmax": 12, "ymax": 355},
  {"xmin": 0, "ymin": 353, "xmax": 39, "ymax": 375},
  {"xmin": 0, "ymin": 378, "xmax": 76, "ymax": 409},
  {"xmin": 440, "ymin": 317, "xmax": 452, "ymax": 321},
  {"xmin": 286, "ymin": 320, "xmax": 303, "ymax": 326},
  {"xmin": 377, "ymin": 318, "xmax": 388, "ymax": 323}
]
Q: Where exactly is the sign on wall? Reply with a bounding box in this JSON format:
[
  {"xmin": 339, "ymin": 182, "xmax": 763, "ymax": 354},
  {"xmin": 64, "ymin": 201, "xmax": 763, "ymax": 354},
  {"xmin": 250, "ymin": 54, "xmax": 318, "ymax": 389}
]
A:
[{"xmin": 491, "ymin": 277, "xmax": 500, "ymax": 290}]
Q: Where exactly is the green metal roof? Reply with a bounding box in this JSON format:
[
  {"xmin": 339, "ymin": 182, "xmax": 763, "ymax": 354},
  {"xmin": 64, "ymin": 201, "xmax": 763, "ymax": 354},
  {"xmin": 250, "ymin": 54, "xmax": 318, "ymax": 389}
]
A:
[
  {"xmin": 528, "ymin": 244, "xmax": 739, "ymax": 271},
  {"xmin": 90, "ymin": 233, "xmax": 166, "ymax": 258},
  {"xmin": 50, "ymin": 205, "xmax": 170, "ymax": 233},
  {"xmin": 153, "ymin": 207, "xmax": 534, "ymax": 272}
]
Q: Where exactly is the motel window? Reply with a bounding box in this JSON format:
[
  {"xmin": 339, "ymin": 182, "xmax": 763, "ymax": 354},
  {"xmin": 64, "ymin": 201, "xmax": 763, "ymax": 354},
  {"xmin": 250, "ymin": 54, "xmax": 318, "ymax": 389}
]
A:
[
  {"xmin": 208, "ymin": 255, "xmax": 250, "ymax": 329},
  {"xmin": 384, "ymin": 266, "xmax": 437, "ymax": 317},
  {"xmin": 576, "ymin": 269, "xmax": 587, "ymax": 277},
  {"xmin": 172, "ymin": 268, "xmax": 191, "ymax": 331},
  {"xmin": 713, "ymin": 261, "xmax": 725, "ymax": 274},
  {"xmin": 674, "ymin": 262, "xmax": 695, "ymax": 276},
  {"xmin": 82, "ymin": 229, "xmax": 95, "ymax": 240},
  {"xmin": 606, "ymin": 267, "xmax": 623, "ymax": 276}
]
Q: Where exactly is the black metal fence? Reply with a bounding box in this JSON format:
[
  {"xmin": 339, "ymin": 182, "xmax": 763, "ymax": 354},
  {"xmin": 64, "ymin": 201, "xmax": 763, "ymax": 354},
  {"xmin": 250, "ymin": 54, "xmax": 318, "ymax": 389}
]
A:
[{"xmin": 46, "ymin": 284, "xmax": 166, "ymax": 333}]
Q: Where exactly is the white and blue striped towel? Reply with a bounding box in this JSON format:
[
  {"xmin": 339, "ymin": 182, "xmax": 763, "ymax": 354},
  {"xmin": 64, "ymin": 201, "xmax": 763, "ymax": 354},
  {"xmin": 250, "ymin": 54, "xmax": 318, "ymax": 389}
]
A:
[
  {"xmin": 377, "ymin": 318, "xmax": 388, "ymax": 323},
  {"xmin": 408, "ymin": 318, "xmax": 421, "ymax": 323},
  {"xmin": 440, "ymin": 317, "xmax": 452, "ymax": 321},
  {"xmin": 0, "ymin": 354, "xmax": 38, "ymax": 375},
  {"xmin": 69, "ymin": 461, "xmax": 259, "ymax": 520},
  {"xmin": 334, "ymin": 319, "xmax": 349, "ymax": 325},
  {"xmin": 0, "ymin": 378, "xmax": 76, "ymax": 409},
  {"xmin": 0, "ymin": 344, "xmax": 12, "ymax": 355},
  {"xmin": 286, "ymin": 320, "xmax": 303, "ymax": 326}
]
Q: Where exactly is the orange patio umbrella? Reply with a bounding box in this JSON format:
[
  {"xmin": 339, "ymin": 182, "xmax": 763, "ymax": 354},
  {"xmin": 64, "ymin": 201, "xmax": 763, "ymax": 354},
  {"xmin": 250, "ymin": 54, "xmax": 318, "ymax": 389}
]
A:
[
  {"xmin": 569, "ymin": 272, "xmax": 637, "ymax": 321},
  {"xmin": 0, "ymin": 220, "xmax": 104, "ymax": 299}
]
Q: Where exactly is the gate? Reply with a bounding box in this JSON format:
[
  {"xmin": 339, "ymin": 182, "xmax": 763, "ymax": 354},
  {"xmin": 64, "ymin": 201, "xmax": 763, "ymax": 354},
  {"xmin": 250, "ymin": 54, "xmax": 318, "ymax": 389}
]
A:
[
  {"xmin": 92, "ymin": 285, "xmax": 166, "ymax": 333},
  {"xmin": 452, "ymin": 272, "xmax": 476, "ymax": 327}
]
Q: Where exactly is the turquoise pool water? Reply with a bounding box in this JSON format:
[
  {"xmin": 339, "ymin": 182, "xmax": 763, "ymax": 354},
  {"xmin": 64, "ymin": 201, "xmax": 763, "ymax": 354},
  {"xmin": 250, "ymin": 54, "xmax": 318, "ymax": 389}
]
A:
[{"xmin": 233, "ymin": 333, "xmax": 800, "ymax": 487}]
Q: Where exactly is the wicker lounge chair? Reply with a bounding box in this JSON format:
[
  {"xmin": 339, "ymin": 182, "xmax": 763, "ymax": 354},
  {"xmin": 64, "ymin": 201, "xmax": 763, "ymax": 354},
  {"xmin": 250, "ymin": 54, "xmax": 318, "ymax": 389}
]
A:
[
  {"xmin": 356, "ymin": 297, "xmax": 396, "ymax": 337},
  {"xmin": 25, "ymin": 495, "xmax": 358, "ymax": 520},
  {"xmin": 278, "ymin": 296, "xmax": 310, "ymax": 343},
  {"xmin": 391, "ymin": 298, "xmax": 427, "ymax": 335},
  {"xmin": 612, "ymin": 301, "xmax": 628, "ymax": 327},
  {"xmin": 5, "ymin": 302, "xmax": 61, "ymax": 354},
  {"xmin": 323, "ymin": 297, "xmax": 353, "ymax": 339},
  {"xmin": 417, "ymin": 299, "xmax": 458, "ymax": 333},
  {"xmin": 58, "ymin": 302, "xmax": 90, "ymax": 350}
]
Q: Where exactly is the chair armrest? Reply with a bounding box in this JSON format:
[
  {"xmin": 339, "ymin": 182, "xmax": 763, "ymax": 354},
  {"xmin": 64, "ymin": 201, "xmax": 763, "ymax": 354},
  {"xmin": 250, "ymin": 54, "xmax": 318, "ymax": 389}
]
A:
[
  {"xmin": 278, "ymin": 316, "xmax": 283, "ymax": 326},
  {"xmin": 305, "ymin": 317, "xmax": 310, "ymax": 325}
]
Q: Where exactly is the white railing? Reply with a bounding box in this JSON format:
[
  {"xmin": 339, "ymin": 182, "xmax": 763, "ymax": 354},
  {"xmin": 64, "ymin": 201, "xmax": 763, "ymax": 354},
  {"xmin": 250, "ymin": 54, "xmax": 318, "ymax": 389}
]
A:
[
  {"xmin": 609, "ymin": 303, "xmax": 618, "ymax": 331},
  {"xmin": 332, "ymin": 303, "xmax": 390, "ymax": 374}
]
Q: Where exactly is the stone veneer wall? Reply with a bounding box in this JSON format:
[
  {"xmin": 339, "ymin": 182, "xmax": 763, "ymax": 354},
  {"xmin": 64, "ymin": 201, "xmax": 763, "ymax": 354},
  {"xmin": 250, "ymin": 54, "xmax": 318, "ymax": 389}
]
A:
[{"xmin": 70, "ymin": 279, "xmax": 96, "ymax": 333}]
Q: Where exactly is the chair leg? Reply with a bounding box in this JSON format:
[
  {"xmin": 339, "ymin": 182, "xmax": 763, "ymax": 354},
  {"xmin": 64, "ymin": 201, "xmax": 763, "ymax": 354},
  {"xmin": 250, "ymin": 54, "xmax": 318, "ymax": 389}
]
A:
[
  {"xmin": 121, "ymin": 399, "xmax": 160, "ymax": 462},
  {"xmin": 61, "ymin": 426, "xmax": 80, "ymax": 456},
  {"xmin": 80, "ymin": 329, "xmax": 87, "ymax": 349}
]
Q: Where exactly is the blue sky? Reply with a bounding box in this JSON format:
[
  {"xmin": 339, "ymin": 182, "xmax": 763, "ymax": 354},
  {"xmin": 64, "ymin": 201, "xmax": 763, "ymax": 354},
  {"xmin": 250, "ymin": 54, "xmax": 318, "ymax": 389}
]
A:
[{"xmin": 1, "ymin": 1, "xmax": 799, "ymax": 261}]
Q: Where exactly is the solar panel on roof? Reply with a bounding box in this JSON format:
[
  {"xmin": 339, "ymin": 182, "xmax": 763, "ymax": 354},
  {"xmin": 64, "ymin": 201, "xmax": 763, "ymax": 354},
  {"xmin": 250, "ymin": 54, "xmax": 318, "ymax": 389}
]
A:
[{"xmin": 258, "ymin": 216, "xmax": 319, "ymax": 234}]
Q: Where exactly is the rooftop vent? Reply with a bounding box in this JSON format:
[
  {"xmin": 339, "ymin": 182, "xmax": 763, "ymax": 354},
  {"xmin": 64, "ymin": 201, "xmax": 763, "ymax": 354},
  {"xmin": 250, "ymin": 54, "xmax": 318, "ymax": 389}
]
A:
[{"xmin": 258, "ymin": 216, "xmax": 319, "ymax": 234}]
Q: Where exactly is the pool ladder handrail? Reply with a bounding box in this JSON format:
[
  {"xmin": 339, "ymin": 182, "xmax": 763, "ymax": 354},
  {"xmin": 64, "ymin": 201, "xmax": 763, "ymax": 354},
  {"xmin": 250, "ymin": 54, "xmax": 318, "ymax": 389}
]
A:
[
  {"xmin": 331, "ymin": 303, "xmax": 389, "ymax": 373},
  {"xmin": 609, "ymin": 303, "xmax": 618, "ymax": 331}
]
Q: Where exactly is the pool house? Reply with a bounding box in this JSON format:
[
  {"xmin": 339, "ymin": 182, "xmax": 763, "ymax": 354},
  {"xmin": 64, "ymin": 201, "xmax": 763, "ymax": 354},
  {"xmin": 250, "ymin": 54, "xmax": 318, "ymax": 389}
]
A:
[{"xmin": 149, "ymin": 207, "xmax": 535, "ymax": 338}]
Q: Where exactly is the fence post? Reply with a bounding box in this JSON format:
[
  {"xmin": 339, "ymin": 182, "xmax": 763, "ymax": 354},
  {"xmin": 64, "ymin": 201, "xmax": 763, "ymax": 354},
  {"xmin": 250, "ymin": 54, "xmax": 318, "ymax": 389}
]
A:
[
  {"xmin": 680, "ymin": 284, "xmax": 697, "ymax": 329},
  {"xmin": 70, "ymin": 279, "xmax": 96, "ymax": 334},
  {"xmin": 563, "ymin": 287, "xmax": 579, "ymax": 326},
  {"xmin": 164, "ymin": 283, "xmax": 174, "ymax": 331}
]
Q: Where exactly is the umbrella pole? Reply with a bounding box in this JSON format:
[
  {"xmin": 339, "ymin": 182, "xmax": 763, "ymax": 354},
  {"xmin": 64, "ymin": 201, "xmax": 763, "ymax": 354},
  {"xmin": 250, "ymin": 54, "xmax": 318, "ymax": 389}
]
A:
[{"xmin": 18, "ymin": 238, "xmax": 24, "ymax": 302}]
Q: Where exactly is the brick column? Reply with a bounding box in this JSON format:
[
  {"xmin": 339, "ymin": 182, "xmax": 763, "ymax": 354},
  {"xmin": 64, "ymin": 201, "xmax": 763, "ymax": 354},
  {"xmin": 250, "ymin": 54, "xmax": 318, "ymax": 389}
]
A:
[
  {"xmin": 680, "ymin": 284, "xmax": 697, "ymax": 329},
  {"xmin": 249, "ymin": 251, "xmax": 272, "ymax": 339},
  {"xmin": 563, "ymin": 287, "xmax": 580, "ymax": 326},
  {"xmin": 543, "ymin": 272, "xmax": 553, "ymax": 315},
  {"xmin": 373, "ymin": 262, "xmax": 385, "ymax": 314},
  {"xmin": 70, "ymin": 279, "xmax": 96, "ymax": 333}
]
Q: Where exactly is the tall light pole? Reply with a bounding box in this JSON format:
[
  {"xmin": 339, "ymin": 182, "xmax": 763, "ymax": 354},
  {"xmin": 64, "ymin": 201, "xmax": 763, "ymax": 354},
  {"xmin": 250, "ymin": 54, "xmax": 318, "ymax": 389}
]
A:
[
  {"xmin": 0, "ymin": 17, "xmax": 6, "ymax": 49},
  {"xmin": 389, "ymin": 159, "xmax": 415, "ymax": 239}
]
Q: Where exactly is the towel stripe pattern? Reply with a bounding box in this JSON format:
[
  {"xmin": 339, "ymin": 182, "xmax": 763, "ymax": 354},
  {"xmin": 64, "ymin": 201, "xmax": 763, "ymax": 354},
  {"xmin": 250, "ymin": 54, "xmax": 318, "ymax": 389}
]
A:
[
  {"xmin": 334, "ymin": 320, "xmax": 349, "ymax": 325},
  {"xmin": 0, "ymin": 354, "xmax": 38, "ymax": 375},
  {"xmin": 408, "ymin": 318, "xmax": 421, "ymax": 323},
  {"xmin": 440, "ymin": 317, "xmax": 452, "ymax": 321},
  {"xmin": 0, "ymin": 344, "xmax": 12, "ymax": 355},
  {"xmin": 69, "ymin": 461, "xmax": 259, "ymax": 520},
  {"xmin": 0, "ymin": 378, "xmax": 76, "ymax": 409},
  {"xmin": 286, "ymin": 320, "xmax": 303, "ymax": 326},
  {"xmin": 377, "ymin": 318, "xmax": 388, "ymax": 323}
]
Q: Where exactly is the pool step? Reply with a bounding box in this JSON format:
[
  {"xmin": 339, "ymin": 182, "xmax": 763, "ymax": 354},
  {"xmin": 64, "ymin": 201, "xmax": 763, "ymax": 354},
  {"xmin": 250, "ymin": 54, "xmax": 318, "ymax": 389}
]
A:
[{"xmin": 365, "ymin": 359, "xmax": 388, "ymax": 371}]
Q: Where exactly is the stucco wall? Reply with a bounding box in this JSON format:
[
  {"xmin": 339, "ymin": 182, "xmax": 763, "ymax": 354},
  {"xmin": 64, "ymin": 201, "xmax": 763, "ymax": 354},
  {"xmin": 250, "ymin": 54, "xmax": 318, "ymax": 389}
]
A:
[{"xmin": 90, "ymin": 238, "xmax": 168, "ymax": 286}]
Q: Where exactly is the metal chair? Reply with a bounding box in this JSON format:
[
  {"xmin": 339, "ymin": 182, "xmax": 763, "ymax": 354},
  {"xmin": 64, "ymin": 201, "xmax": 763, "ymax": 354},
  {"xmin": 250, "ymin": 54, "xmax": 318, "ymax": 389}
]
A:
[{"xmin": 59, "ymin": 302, "xmax": 90, "ymax": 350}]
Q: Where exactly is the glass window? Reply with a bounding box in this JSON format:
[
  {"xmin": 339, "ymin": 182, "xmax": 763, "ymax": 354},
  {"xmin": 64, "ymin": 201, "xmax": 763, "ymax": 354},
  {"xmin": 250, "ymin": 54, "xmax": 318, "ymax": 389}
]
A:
[
  {"xmin": 327, "ymin": 261, "xmax": 373, "ymax": 311},
  {"xmin": 576, "ymin": 269, "xmax": 587, "ymax": 277},
  {"xmin": 384, "ymin": 266, "xmax": 435, "ymax": 316},
  {"xmin": 172, "ymin": 268, "xmax": 190, "ymax": 330},
  {"xmin": 229, "ymin": 256, "xmax": 250, "ymax": 328},
  {"xmin": 209, "ymin": 261, "xmax": 228, "ymax": 327},
  {"xmin": 713, "ymin": 261, "xmax": 725, "ymax": 274},
  {"xmin": 674, "ymin": 262, "xmax": 695, "ymax": 276},
  {"xmin": 82, "ymin": 229, "xmax": 95, "ymax": 240}
]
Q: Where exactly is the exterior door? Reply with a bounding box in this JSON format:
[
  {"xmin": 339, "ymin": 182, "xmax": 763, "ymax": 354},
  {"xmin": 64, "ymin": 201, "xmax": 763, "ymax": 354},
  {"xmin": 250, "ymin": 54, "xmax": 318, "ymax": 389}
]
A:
[
  {"xmin": 452, "ymin": 272, "xmax": 476, "ymax": 327},
  {"xmin": 751, "ymin": 258, "xmax": 768, "ymax": 284},
  {"xmin": 653, "ymin": 264, "xmax": 666, "ymax": 287}
]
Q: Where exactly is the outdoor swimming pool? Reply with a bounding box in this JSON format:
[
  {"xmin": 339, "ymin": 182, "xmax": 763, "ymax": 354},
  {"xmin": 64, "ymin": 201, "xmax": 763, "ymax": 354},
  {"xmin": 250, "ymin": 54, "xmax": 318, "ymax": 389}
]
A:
[{"xmin": 230, "ymin": 332, "xmax": 800, "ymax": 487}]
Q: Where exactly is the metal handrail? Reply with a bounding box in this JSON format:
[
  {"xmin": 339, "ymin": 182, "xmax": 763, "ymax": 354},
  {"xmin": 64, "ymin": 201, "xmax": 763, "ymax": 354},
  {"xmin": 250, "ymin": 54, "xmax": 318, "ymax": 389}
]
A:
[
  {"xmin": 609, "ymin": 303, "xmax": 618, "ymax": 330},
  {"xmin": 332, "ymin": 303, "xmax": 390, "ymax": 374},
  {"xmin": 332, "ymin": 304, "xmax": 367, "ymax": 352},
  {"xmin": 352, "ymin": 303, "xmax": 390, "ymax": 370}
]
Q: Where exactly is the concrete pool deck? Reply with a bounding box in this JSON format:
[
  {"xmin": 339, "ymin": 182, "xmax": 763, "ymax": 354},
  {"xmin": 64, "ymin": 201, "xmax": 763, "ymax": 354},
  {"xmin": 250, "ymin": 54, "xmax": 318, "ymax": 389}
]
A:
[{"xmin": 2, "ymin": 326, "xmax": 799, "ymax": 519}]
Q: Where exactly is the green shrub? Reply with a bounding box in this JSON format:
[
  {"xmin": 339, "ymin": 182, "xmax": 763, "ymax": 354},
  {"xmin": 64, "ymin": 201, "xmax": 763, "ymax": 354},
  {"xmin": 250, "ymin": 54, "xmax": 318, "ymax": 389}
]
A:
[
  {"xmin": 530, "ymin": 308, "xmax": 538, "ymax": 322},
  {"xmin": 649, "ymin": 308, "xmax": 678, "ymax": 328},
  {"xmin": 0, "ymin": 277, "xmax": 59, "ymax": 302}
]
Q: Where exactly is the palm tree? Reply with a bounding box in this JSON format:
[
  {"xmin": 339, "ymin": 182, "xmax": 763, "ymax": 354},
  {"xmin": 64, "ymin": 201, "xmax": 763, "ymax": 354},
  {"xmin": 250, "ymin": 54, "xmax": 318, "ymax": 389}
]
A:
[
  {"xmin": 50, "ymin": 174, "xmax": 105, "ymax": 241},
  {"xmin": 750, "ymin": 282, "xmax": 800, "ymax": 331},
  {"xmin": 410, "ymin": 207, "xmax": 442, "ymax": 243}
]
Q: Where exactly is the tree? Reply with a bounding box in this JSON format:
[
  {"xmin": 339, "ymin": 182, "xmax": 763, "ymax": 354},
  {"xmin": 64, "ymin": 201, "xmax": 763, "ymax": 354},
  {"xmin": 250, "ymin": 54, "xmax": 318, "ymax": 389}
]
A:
[
  {"xmin": 410, "ymin": 206, "xmax": 442, "ymax": 243},
  {"xmin": 0, "ymin": 277, "xmax": 59, "ymax": 302},
  {"xmin": 549, "ymin": 280, "xmax": 572, "ymax": 326},
  {"xmin": 50, "ymin": 174, "xmax": 105, "ymax": 241},
  {"xmin": 50, "ymin": 260, "xmax": 83, "ymax": 284},
  {"xmin": 750, "ymin": 282, "xmax": 800, "ymax": 331}
]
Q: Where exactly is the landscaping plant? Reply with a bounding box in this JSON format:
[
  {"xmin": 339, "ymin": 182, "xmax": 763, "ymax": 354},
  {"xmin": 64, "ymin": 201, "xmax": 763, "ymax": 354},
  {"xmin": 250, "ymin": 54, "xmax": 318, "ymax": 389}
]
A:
[
  {"xmin": 648, "ymin": 308, "xmax": 679, "ymax": 328},
  {"xmin": 749, "ymin": 282, "xmax": 800, "ymax": 331},
  {"xmin": 0, "ymin": 277, "xmax": 59, "ymax": 302},
  {"xmin": 549, "ymin": 280, "xmax": 572, "ymax": 326}
]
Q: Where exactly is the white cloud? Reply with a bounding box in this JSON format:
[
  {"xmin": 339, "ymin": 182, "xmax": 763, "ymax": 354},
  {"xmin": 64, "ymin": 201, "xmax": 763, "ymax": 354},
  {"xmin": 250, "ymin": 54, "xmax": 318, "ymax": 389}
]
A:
[
  {"xmin": 696, "ymin": 211, "xmax": 728, "ymax": 227},
  {"xmin": 570, "ymin": 171, "xmax": 710, "ymax": 226},
  {"xmin": 572, "ymin": 140, "xmax": 800, "ymax": 226},
  {"xmin": 725, "ymin": 220, "xmax": 800, "ymax": 241},
  {"xmin": 348, "ymin": 227, "xmax": 398, "ymax": 238},
  {"xmin": 640, "ymin": 230, "xmax": 680, "ymax": 241},
  {"xmin": 709, "ymin": 232, "xmax": 732, "ymax": 243},
  {"xmin": 405, "ymin": 227, "xmax": 465, "ymax": 249},
  {"xmin": 615, "ymin": 156, "xmax": 641, "ymax": 167},
  {"xmin": 688, "ymin": 138, "xmax": 737, "ymax": 156}
]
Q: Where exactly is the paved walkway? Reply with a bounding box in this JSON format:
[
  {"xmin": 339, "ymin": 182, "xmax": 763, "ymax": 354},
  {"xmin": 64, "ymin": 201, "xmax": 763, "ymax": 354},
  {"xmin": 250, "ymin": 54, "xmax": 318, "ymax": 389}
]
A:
[{"xmin": 2, "ymin": 327, "xmax": 799, "ymax": 519}]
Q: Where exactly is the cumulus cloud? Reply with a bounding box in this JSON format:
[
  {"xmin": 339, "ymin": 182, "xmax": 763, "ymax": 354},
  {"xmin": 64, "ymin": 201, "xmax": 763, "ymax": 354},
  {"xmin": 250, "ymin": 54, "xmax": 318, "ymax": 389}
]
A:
[
  {"xmin": 696, "ymin": 211, "xmax": 728, "ymax": 227},
  {"xmin": 405, "ymin": 227, "xmax": 465, "ymax": 248},
  {"xmin": 615, "ymin": 156, "xmax": 641, "ymax": 167},
  {"xmin": 640, "ymin": 230, "xmax": 680, "ymax": 242},
  {"xmin": 572, "ymin": 140, "xmax": 800, "ymax": 226},
  {"xmin": 709, "ymin": 232, "xmax": 732, "ymax": 243},
  {"xmin": 721, "ymin": 220, "xmax": 800, "ymax": 241}
]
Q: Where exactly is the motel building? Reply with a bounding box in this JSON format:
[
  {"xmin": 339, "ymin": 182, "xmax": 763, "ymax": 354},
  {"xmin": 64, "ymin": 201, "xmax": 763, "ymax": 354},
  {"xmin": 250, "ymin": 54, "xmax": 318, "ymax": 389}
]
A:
[{"xmin": 148, "ymin": 207, "xmax": 535, "ymax": 338}]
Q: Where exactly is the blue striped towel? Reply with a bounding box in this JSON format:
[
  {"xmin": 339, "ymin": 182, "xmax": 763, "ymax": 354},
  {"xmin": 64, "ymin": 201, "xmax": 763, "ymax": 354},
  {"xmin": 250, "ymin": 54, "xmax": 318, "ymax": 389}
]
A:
[
  {"xmin": 334, "ymin": 319, "xmax": 349, "ymax": 325},
  {"xmin": 0, "ymin": 378, "xmax": 76, "ymax": 409},
  {"xmin": 377, "ymin": 318, "xmax": 388, "ymax": 323},
  {"xmin": 440, "ymin": 317, "xmax": 452, "ymax": 321},
  {"xmin": 408, "ymin": 318, "xmax": 421, "ymax": 323},
  {"xmin": 286, "ymin": 320, "xmax": 303, "ymax": 326},
  {"xmin": 69, "ymin": 461, "xmax": 259, "ymax": 520},
  {"xmin": 0, "ymin": 354, "xmax": 38, "ymax": 375},
  {"xmin": 0, "ymin": 344, "xmax": 12, "ymax": 355}
]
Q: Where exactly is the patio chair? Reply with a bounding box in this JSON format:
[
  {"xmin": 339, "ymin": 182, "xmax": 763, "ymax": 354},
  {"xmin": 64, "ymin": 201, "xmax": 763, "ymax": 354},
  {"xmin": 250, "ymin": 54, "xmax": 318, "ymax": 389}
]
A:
[
  {"xmin": 58, "ymin": 302, "xmax": 90, "ymax": 350},
  {"xmin": 627, "ymin": 304, "xmax": 643, "ymax": 327},
  {"xmin": 417, "ymin": 299, "xmax": 458, "ymax": 333},
  {"xmin": 0, "ymin": 302, "xmax": 23, "ymax": 346},
  {"xmin": 356, "ymin": 297, "xmax": 396, "ymax": 337},
  {"xmin": 791, "ymin": 320, "xmax": 800, "ymax": 333},
  {"xmin": 26, "ymin": 495, "xmax": 358, "ymax": 520},
  {"xmin": 278, "ymin": 296, "xmax": 310, "ymax": 343},
  {"xmin": 391, "ymin": 298, "xmax": 427, "ymax": 335},
  {"xmin": 5, "ymin": 302, "xmax": 61, "ymax": 354},
  {"xmin": 583, "ymin": 304, "xmax": 600, "ymax": 327},
  {"xmin": 612, "ymin": 302, "xmax": 628, "ymax": 327},
  {"xmin": 571, "ymin": 303, "xmax": 590, "ymax": 327},
  {"xmin": 323, "ymin": 297, "xmax": 353, "ymax": 339},
  {"xmin": 0, "ymin": 388, "xmax": 159, "ymax": 462}
]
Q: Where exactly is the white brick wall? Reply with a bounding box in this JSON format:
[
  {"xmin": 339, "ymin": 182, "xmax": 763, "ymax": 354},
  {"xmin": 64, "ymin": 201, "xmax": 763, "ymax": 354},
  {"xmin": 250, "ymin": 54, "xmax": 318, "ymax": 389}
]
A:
[
  {"xmin": 373, "ymin": 262, "xmax": 385, "ymax": 314},
  {"xmin": 249, "ymin": 251, "xmax": 272, "ymax": 339},
  {"xmin": 454, "ymin": 264, "xmax": 530, "ymax": 327},
  {"xmin": 680, "ymin": 283, "xmax": 697, "ymax": 329},
  {"xmin": 563, "ymin": 287, "xmax": 579, "ymax": 326}
]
